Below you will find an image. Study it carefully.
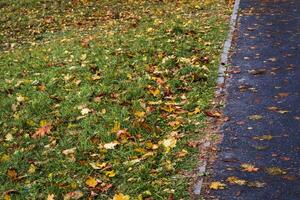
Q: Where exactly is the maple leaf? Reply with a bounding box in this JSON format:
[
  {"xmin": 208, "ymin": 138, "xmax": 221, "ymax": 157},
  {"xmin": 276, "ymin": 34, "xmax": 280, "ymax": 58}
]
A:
[
  {"xmin": 266, "ymin": 167, "xmax": 287, "ymax": 176},
  {"xmin": 103, "ymin": 141, "xmax": 120, "ymax": 149},
  {"xmin": 205, "ymin": 111, "xmax": 221, "ymax": 118},
  {"xmin": 113, "ymin": 193, "xmax": 130, "ymax": 200},
  {"xmin": 47, "ymin": 194, "xmax": 55, "ymax": 200},
  {"xmin": 85, "ymin": 176, "xmax": 98, "ymax": 188},
  {"xmin": 209, "ymin": 181, "xmax": 226, "ymax": 190},
  {"xmin": 63, "ymin": 191, "xmax": 83, "ymax": 200},
  {"xmin": 241, "ymin": 163, "xmax": 259, "ymax": 172},
  {"xmin": 7, "ymin": 169, "xmax": 17, "ymax": 180},
  {"xmin": 32, "ymin": 124, "xmax": 52, "ymax": 139},
  {"xmin": 226, "ymin": 176, "xmax": 247, "ymax": 185}
]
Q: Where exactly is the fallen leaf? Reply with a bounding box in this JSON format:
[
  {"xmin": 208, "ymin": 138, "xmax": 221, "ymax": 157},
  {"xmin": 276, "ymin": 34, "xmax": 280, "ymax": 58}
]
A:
[
  {"xmin": 278, "ymin": 92, "xmax": 289, "ymax": 98},
  {"xmin": 209, "ymin": 181, "xmax": 226, "ymax": 190},
  {"xmin": 105, "ymin": 170, "xmax": 116, "ymax": 177},
  {"xmin": 226, "ymin": 176, "xmax": 247, "ymax": 185},
  {"xmin": 62, "ymin": 147, "xmax": 76, "ymax": 155},
  {"xmin": 28, "ymin": 164, "xmax": 36, "ymax": 174},
  {"xmin": 149, "ymin": 88, "xmax": 160, "ymax": 97},
  {"xmin": 85, "ymin": 176, "xmax": 98, "ymax": 188},
  {"xmin": 252, "ymin": 135, "xmax": 273, "ymax": 141},
  {"xmin": 134, "ymin": 111, "xmax": 145, "ymax": 118},
  {"xmin": 47, "ymin": 194, "xmax": 55, "ymax": 200},
  {"xmin": 89, "ymin": 162, "xmax": 107, "ymax": 170},
  {"xmin": 241, "ymin": 163, "xmax": 259, "ymax": 172},
  {"xmin": 32, "ymin": 124, "xmax": 52, "ymax": 139},
  {"xmin": 81, "ymin": 108, "xmax": 91, "ymax": 115},
  {"xmin": 103, "ymin": 141, "xmax": 120, "ymax": 149},
  {"xmin": 247, "ymin": 181, "xmax": 266, "ymax": 188},
  {"xmin": 63, "ymin": 191, "xmax": 84, "ymax": 200},
  {"xmin": 266, "ymin": 167, "xmax": 287, "ymax": 176},
  {"xmin": 113, "ymin": 193, "xmax": 130, "ymax": 200},
  {"xmin": 205, "ymin": 111, "xmax": 222, "ymax": 118},
  {"xmin": 111, "ymin": 121, "xmax": 121, "ymax": 133},
  {"xmin": 162, "ymin": 137, "xmax": 177, "ymax": 149},
  {"xmin": 7, "ymin": 169, "xmax": 17, "ymax": 180},
  {"xmin": 248, "ymin": 115, "xmax": 263, "ymax": 120}
]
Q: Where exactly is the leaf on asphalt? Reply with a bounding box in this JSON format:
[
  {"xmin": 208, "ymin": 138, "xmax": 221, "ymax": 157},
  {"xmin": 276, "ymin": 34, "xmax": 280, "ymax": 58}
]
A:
[
  {"xmin": 226, "ymin": 176, "xmax": 247, "ymax": 185},
  {"xmin": 266, "ymin": 167, "xmax": 287, "ymax": 176},
  {"xmin": 248, "ymin": 69, "xmax": 267, "ymax": 75},
  {"xmin": 277, "ymin": 92, "xmax": 289, "ymax": 98},
  {"xmin": 113, "ymin": 193, "xmax": 130, "ymax": 200},
  {"xmin": 86, "ymin": 176, "xmax": 98, "ymax": 188},
  {"xmin": 209, "ymin": 181, "xmax": 226, "ymax": 190},
  {"xmin": 63, "ymin": 191, "xmax": 84, "ymax": 200},
  {"xmin": 247, "ymin": 181, "xmax": 266, "ymax": 188},
  {"xmin": 252, "ymin": 135, "xmax": 273, "ymax": 141},
  {"xmin": 241, "ymin": 163, "xmax": 259, "ymax": 172},
  {"xmin": 248, "ymin": 115, "xmax": 263, "ymax": 120},
  {"xmin": 32, "ymin": 124, "xmax": 52, "ymax": 139}
]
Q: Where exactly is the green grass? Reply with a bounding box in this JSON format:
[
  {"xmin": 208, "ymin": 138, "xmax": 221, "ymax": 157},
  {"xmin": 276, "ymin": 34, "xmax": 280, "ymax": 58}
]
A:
[{"xmin": 0, "ymin": 0, "xmax": 231, "ymax": 199}]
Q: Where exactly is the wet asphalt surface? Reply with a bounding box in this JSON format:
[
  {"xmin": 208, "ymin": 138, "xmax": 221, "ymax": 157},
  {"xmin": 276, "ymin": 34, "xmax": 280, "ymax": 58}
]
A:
[{"xmin": 208, "ymin": 0, "xmax": 300, "ymax": 199}]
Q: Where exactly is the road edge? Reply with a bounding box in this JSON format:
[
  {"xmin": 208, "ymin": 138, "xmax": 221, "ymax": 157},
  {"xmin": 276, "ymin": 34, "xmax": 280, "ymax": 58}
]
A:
[{"xmin": 192, "ymin": 0, "xmax": 241, "ymax": 198}]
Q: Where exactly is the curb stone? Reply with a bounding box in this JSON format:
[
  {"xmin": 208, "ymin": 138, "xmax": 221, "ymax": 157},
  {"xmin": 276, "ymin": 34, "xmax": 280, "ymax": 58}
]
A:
[{"xmin": 192, "ymin": 0, "xmax": 241, "ymax": 198}]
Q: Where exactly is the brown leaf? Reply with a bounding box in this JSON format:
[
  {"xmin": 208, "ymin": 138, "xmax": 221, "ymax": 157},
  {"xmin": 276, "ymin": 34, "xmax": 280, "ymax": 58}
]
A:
[
  {"xmin": 241, "ymin": 163, "xmax": 259, "ymax": 172},
  {"xmin": 7, "ymin": 169, "xmax": 17, "ymax": 180},
  {"xmin": 32, "ymin": 124, "xmax": 52, "ymax": 139},
  {"xmin": 266, "ymin": 167, "xmax": 287, "ymax": 176},
  {"xmin": 205, "ymin": 111, "xmax": 222, "ymax": 118}
]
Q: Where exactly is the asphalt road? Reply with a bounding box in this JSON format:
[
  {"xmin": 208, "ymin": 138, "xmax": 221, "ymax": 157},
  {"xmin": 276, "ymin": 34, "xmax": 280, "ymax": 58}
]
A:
[{"xmin": 208, "ymin": 0, "xmax": 300, "ymax": 199}]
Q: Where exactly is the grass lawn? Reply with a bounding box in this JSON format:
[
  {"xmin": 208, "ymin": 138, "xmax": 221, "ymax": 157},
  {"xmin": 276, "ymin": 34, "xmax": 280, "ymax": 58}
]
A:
[{"xmin": 0, "ymin": 0, "xmax": 231, "ymax": 199}]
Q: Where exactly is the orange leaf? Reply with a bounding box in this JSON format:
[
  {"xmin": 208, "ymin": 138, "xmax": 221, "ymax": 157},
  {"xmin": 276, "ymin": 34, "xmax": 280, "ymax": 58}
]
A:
[{"xmin": 32, "ymin": 124, "xmax": 52, "ymax": 139}]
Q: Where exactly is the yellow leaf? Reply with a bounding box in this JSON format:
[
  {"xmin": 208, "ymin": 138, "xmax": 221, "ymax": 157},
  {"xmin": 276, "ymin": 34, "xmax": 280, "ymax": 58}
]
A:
[
  {"xmin": 85, "ymin": 176, "xmax": 98, "ymax": 188},
  {"xmin": 47, "ymin": 194, "xmax": 55, "ymax": 200},
  {"xmin": 241, "ymin": 163, "xmax": 259, "ymax": 172},
  {"xmin": 89, "ymin": 162, "xmax": 107, "ymax": 170},
  {"xmin": 1, "ymin": 154, "xmax": 10, "ymax": 162},
  {"xmin": 28, "ymin": 164, "xmax": 36, "ymax": 174},
  {"xmin": 113, "ymin": 193, "xmax": 130, "ymax": 200},
  {"xmin": 4, "ymin": 194, "xmax": 11, "ymax": 200},
  {"xmin": 149, "ymin": 88, "xmax": 160, "ymax": 97},
  {"xmin": 226, "ymin": 176, "xmax": 247, "ymax": 185},
  {"xmin": 112, "ymin": 121, "xmax": 121, "ymax": 133},
  {"xmin": 162, "ymin": 137, "xmax": 177, "ymax": 152},
  {"xmin": 209, "ymin": 181, "xmax": 226, "ymax": 190},
  {"xmin": 105, "ymin": 170, "xmax": 116, "ymax": 177},
  {"xmin": 266, "ymin": 167, "xmax": 287, "ymax": 176},
  {"xmin": 134, "ymin": 111, "xmax": 145, "ymax": 118}
]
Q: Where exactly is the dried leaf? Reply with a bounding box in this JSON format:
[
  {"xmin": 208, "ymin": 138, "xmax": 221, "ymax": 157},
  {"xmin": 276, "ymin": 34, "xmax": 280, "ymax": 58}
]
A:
[
  {"xmin": 209, "ymin": 181, "xmax": 226, "ymax": 190},
  {"xmin": 63, "ymin": 191, "xmax": 84, "ymax": 200},
  {"xmin": 113, "ymin": 193, "xmax": 130, "ymax": 200},
  {"xmin": 7, "ymin": 169, "xmax": 17, "ymax": 180},
  {"xmin": 241, "ymin": 163, "xmax": 259, "ymax": 172},
  {"xmin": 85, "ymin": 176, "xmax": 98, "ymax": 188},
  {"xmin": 47, "ymin": 194, "xmax": 55, "ymax": 200},
  {"xmin": 266, "ymin": 167, "xmax": 287, "ymax": 176},
  {"xmin": 248, "ymin": 115, "xmax": 263, "ymax": 120},
  {"xmin": 32, "ymin": 124, "xmax": 52, "ymax": 139},
  {"xmin": 252, "ymin": 135, "xmax": 273, "ymax": 141},
  {"xmin": 226, "ymin": 176, "xmax": 247, "ymax": 185},
  {"xmin": 103, "ymin": 141, "xmax": 120, "ymax": 149},
  {"xmin": 205, "ymin": 111, "xmax": 222, "ymax": 118}
]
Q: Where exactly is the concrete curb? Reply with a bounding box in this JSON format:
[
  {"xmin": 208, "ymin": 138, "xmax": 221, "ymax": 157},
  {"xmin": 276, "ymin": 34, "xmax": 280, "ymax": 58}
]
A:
[
  {"xmin": 193, "ymin": 0, "xmax": 241, "ymax": 198},
  {"xmin": 216, "ymin": 0, "xmax": 241, "ymax": 93}
]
